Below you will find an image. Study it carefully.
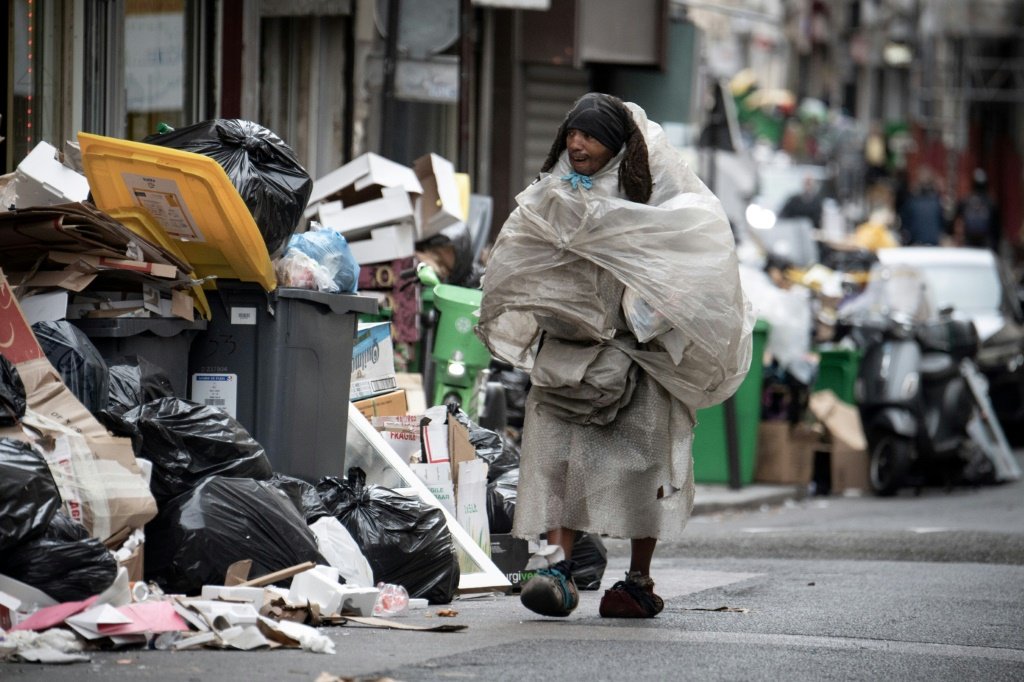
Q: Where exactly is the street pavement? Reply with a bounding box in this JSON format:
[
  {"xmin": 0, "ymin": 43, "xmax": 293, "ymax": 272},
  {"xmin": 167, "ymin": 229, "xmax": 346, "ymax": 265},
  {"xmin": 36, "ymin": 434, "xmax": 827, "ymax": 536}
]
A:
[{"xmin": 5, "ymin": 459, "xmax": 1023, "ymax": 681}]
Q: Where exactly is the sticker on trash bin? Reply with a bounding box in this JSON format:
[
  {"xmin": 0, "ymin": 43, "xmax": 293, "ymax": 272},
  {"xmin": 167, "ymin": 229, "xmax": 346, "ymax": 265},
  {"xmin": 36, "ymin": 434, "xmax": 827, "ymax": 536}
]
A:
[
  {"xmin": 230, "ymin": 307, "xmax": 258, "ymax": 325},
  {"xmin": 122, "ymin": 173, "xmax": 204, "ymax": 241},
  {"xmin": 191, "ymin": 373, "xmax": 238, "ymax": 418}
]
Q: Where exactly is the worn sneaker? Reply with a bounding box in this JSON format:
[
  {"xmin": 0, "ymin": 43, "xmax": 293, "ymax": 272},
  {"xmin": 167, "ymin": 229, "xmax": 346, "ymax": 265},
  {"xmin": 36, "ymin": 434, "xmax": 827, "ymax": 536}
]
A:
[
  {"xmin": 520, "ymin": 560, "xmax": 579, "ymax": 617},
  {"xmin": 599, "ymin": 571, "xmax": 664, "ymax": 618}
]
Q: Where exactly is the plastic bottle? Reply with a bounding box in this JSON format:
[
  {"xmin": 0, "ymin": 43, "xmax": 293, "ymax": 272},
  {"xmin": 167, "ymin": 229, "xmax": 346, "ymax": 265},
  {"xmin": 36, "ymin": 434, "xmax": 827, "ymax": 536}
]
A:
[{"xmin": 372, "ymin": 583, "xmax": 409, "ymax": 617}]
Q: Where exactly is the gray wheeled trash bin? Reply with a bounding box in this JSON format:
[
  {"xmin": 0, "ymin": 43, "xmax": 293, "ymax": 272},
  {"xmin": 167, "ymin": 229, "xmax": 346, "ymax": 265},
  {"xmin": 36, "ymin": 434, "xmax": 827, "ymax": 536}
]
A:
[{"xmin": 188, "ymin": 282, "xmax": 378, "ymax": 482}]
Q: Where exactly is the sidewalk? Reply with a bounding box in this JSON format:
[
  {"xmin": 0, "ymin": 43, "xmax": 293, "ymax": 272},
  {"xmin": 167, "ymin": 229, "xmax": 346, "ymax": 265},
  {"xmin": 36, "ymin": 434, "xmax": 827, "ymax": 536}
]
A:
[{"xmin": 692, "ymin": 482, "xmax": 805, "ymax": 515}]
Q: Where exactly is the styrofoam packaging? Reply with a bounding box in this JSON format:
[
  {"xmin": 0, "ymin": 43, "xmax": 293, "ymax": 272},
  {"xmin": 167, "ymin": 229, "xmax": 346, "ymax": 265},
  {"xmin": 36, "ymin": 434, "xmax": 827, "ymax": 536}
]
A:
[
  {"xmin": 199, "ymin": 585, "xmax": 266, "ymax": 611},
  {"xmin": 14, "ymin": 141, "xmax": 90, "ymax": 208}
]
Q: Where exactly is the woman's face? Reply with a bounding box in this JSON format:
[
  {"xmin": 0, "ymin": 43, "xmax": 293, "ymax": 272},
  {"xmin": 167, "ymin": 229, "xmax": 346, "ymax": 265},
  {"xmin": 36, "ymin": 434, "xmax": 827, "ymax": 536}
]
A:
[{"xmin": 566, "ymin": 129, "xmax": 614, "ymax": 176}]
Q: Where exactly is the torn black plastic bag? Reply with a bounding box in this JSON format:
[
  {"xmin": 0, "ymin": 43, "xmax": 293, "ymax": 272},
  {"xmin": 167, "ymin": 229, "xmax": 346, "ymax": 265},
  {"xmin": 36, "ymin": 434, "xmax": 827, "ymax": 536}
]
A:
[
  {"xmin": 122, "ymin": 398, "xmax": 272, "ymax": 504},
  {"xmin": 0, "ymin": 438, "xmax": 61, "ymax": 552},
  {"xmin": 571, "ymin": 531, "xmax": 608, "ymax": 591},
  {"xmin": 267, "ymin": 473, "xmax": 330, "ymax": 523},
  {"xmin": 317, "ymin": 469, "xmax": 459, "ymax": 604},
  {"xmin": 105, "ymin": 356, "xmax": 176, "ymax": 416},
  {"xmin": 0, "ymin": 512, "xmax": 117, "ymax": 602},
  {"xmin": 452, "ymin": 409, "xmax": 520, "ymax": 481},
  {"xmin": 32, "ymin": 320, "xmax": 109, "ymax": 414},
  {"xmin": 144, "ymin": 119, "xmax": 312, "ymax": 255},
  {"xmin": 144, "ymin": 476, "xmax": 326, "ymax": 595},
  {"xmin": 0, "ymin": 354, "xmax": 27, "ymax": 425},
  {"xmin": 486, "ymin": 468, "xmax": 518, "ymax": 534}
]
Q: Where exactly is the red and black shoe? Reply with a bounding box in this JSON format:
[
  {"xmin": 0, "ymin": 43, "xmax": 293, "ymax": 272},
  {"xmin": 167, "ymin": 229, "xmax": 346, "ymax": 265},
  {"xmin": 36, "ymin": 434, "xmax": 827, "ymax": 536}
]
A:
[{"xmin": 599, "ymin": 571, "xmax": 664, "ymax": 618}]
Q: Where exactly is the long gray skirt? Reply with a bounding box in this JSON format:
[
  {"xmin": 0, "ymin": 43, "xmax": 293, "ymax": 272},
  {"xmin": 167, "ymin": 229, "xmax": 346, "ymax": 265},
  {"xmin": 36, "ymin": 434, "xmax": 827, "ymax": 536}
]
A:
[{"xmin": 511, "ymin": 371, "xmax": 678, "ymax": 541}]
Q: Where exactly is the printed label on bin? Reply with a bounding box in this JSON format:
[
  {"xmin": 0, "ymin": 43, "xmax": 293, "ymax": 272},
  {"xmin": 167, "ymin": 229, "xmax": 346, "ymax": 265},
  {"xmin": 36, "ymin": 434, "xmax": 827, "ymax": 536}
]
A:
[
  {"xmin": 122, "ymin": 172, "xmax": 204, "ymax": 241},
  {"xmin": 230, "ymin": 307, "xmax": 258, "ymax": 325},
  {"xmin": 191, "ymin": 373, "xmax": 238, "ymax": 418}
]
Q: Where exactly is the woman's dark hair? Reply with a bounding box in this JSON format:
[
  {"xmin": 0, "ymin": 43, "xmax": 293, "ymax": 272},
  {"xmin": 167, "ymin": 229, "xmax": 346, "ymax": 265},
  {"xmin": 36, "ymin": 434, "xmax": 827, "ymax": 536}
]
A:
[{"xmin": 540, "ymin": 93, "xmax": 652, "ymax": 204}]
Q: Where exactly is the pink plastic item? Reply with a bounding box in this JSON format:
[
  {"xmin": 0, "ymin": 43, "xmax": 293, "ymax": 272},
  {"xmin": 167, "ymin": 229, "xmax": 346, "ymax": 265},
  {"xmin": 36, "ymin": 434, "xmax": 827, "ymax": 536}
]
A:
[{"xmin": 372, "ymin": 583, "xmax": 409, "ymax": 616}]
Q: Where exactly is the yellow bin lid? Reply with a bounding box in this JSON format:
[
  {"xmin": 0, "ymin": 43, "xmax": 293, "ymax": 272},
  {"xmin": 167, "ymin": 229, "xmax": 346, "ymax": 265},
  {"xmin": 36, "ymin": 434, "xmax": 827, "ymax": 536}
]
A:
[{"xmin": 78, "ymin": 132, "xmax": 277, "ymax": 292}]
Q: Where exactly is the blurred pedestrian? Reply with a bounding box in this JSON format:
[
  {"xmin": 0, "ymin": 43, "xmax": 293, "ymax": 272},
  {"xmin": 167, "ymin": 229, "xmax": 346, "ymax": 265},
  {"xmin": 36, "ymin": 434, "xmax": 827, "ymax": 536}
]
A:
[
  {"xmin": 478, "ymin": 93, "xmax": 751, "ymax": 619},
  {"xmin": 954, "ymin": 168, "xmax": 1000, "ymax": 252},
  {"xmin": 779, "ymin": 175, "xmax": 824, "ymax": 229},
  {"xmin": 898, "ymin": 166, "xmax": 946, "ymax": 246}
]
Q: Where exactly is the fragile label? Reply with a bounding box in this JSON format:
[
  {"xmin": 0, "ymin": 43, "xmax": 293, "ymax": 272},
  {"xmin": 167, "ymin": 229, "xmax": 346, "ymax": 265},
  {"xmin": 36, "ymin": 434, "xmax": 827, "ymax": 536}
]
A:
[{"xmin": 191, "ymin": 373, "xmax": 238, "ymax": 418}]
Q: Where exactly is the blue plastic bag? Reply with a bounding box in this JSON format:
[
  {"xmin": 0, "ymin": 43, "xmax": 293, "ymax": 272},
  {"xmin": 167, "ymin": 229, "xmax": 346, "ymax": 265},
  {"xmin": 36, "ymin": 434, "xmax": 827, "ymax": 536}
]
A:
[{"xmin": 281, "ymin": 227, "xmax": 359, "ymax": 293}]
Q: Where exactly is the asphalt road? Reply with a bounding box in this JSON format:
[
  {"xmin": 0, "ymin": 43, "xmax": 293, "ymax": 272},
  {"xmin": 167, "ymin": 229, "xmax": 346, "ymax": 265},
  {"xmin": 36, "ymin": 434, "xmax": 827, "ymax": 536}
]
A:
[{"xmin": 5, "ymin": 464, "xmax": 1024, "ymax": 681}]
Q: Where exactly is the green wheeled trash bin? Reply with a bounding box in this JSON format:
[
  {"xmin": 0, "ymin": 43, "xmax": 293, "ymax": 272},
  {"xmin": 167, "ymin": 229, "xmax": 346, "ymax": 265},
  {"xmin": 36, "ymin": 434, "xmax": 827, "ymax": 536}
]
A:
[
  {"xmin": 813, "ymin": 348, "xmax": 862, "ymax": 404},
  {"xmin": 692, "ymin": 319, "xmax": 769, "ymax": 485}
]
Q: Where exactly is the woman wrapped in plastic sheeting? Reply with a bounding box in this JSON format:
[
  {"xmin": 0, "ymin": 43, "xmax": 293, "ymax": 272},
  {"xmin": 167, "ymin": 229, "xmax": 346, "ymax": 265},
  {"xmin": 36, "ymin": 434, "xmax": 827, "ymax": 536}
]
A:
[{"xmin": 477, "ymin": 93, "xmax": 753, "ymax": 618}]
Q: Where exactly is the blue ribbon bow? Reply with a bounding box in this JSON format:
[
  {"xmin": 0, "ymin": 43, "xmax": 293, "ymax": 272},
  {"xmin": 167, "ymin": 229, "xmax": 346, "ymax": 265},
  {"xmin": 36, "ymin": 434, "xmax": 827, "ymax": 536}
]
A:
[{"xmin": 561, "ymin": 171, "xmax": 593, "ymax": 190}]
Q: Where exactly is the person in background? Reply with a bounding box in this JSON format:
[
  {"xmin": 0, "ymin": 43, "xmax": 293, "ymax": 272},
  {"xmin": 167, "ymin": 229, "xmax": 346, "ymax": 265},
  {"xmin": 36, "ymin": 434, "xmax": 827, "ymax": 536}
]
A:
[
  {"xmin": 477, "ymin": 93, "xmax": 751, "ymax": 619},
  {"xmin": 898, "ymin": 166, "xmax": 946, "ymax": 246},
  {"xmin": 953, "ymin": 168, "xmax": 1000, "ymax": 252},
  {"xmin": 779, "ymin": 175, "xmax": 824, "ymax": 229}
]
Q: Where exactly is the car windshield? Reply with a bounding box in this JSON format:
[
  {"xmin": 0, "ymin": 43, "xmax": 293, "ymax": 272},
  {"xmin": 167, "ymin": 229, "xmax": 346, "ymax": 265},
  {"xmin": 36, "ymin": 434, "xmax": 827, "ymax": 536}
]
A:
[{"xmin": 912, "ymin": 262, "xmax": 1002, "ymax": 315}]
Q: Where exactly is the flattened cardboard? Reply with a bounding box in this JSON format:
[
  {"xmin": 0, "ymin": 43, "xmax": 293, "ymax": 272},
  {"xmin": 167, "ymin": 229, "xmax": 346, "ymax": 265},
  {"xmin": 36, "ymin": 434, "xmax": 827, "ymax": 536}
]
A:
[
  {"xmin": 345, "ymin": 223, "xmax": 417, "ymax": 265},
  {"xmin": 754, "ymin": 421, "xmax": 821, "ymax": 485},
  {"xmin": 307, "ymin": 152, "xmax": 423, "ymax": 208},
  {"xmin": 353, "ymin": 389, "xmax": 408, "ymax": 420}
]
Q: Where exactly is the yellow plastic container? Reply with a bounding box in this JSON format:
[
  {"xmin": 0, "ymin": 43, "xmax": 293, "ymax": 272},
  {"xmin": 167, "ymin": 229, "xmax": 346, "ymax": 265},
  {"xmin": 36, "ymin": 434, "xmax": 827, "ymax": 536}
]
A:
[{"xmin": 78, "ymin": 132, "xmax": 277, "ymax": 302}]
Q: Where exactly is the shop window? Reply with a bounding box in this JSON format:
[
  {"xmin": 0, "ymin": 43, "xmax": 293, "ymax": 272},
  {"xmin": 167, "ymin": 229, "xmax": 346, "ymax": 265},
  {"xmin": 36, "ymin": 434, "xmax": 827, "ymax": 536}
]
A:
[{"xmin": 124, "ymin": 0, "xmax": 188, "ymax": 140}]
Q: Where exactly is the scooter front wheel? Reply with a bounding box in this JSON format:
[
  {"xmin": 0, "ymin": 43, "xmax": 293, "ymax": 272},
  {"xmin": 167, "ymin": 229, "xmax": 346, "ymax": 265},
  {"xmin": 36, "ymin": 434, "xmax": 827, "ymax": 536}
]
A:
[{"xmin": 869, "ymin": 434, "xmax": 913, "ymax": 496}]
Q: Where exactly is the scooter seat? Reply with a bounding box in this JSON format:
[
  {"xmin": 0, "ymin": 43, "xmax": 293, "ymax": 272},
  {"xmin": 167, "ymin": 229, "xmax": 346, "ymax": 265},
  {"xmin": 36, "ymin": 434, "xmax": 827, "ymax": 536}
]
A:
[{"xmin": 919, "ymin": 352, "xmax": 957, "ymax": 381}]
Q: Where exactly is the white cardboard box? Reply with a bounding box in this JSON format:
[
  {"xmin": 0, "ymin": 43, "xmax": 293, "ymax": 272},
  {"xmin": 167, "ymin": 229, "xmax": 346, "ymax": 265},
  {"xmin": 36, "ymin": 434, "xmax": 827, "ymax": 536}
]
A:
[
  {"xmin": 345, "ymin": 223, "xmax": 416, "ymax": 265},
  {"xmin": 307, "ymin": 152, "xmax": 422, "ymax": 211},
  {"xmin": 317, "ymin": 186, "xmax": 417, "ymax": 237},
  {"xmin": 14, "ymin": 141, "xmax": 90, "ymax": 208}
]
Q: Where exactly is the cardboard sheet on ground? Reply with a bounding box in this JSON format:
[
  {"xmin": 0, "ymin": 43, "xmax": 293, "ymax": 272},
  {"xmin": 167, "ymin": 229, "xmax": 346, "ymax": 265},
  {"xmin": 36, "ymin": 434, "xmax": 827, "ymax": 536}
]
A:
[{"xmin": 344, "ymin": 403, "xmax": 511, "ymax": 594}]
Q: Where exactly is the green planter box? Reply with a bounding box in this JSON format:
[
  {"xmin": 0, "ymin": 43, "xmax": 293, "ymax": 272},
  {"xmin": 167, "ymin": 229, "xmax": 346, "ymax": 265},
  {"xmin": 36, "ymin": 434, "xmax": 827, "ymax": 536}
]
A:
[{"xmin": 692, "ymin": 319, "xmax": 769, "ymax": 485}]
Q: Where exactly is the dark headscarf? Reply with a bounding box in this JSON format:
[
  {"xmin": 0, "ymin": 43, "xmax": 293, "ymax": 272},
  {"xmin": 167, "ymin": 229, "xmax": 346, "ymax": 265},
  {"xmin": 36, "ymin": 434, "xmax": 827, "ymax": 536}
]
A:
[
  {"xmin": 564, "ymin": 93, "xmax": 630, "ymax": 153},
  {"xmin": 540, "ymin": 92, "xmax": 652, "ymax": 204}
]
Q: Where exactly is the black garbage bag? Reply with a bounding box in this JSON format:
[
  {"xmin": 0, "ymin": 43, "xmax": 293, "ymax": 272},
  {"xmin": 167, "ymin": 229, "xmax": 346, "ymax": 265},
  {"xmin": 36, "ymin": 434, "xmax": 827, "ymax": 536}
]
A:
[
  {"xmin": 267, "ymin": 473, "xmax": 330, "ymax": 523},
  {"xmin": 0, "ymin": 438, "xmax": 61, "ymax": 552},
  {"xmin": 144, "ymin": 119, "xmax": 312, "ymax": 255},
  {"xmin": 123, "ymin": 398, "xmax": 273, "ymax": 504},
  {"xmin": 144, "ymin": 476, "xmax": 326, "ymax": 595},
  {"xmin": 105, "ymin": 356, "xmax": 176, "ymax": 416},
  {"xmin": 317, "ymin": 469, "xmax": 459, "ymax": 604},
  {"xmin": 452, "ymin": 409, "xmax": 520, "ymax": 481},
  {"xmin": 0, "ymin": 512, "xmax": 117, "ymax": 602},
  {"xmin": 571, "ymin": 532, "xmax": 608, "ymax": 591},
  {"xmin": 0, "ymin": 354, "xmax": 27, "ymax": 425},
  {"xmin": 486, "ymin": 468, "xmax": 518, "ymax": 534},
  {"xmin": 32, "ymin": 320, "xmax": 109, "ymax": 413}
]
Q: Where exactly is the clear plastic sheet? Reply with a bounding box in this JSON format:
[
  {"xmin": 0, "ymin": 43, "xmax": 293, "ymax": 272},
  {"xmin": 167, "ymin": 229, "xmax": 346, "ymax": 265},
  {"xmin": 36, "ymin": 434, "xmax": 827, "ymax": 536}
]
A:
[{"xmin": 478, "ymin": 103, "xmax": 753, "ymax": 413}]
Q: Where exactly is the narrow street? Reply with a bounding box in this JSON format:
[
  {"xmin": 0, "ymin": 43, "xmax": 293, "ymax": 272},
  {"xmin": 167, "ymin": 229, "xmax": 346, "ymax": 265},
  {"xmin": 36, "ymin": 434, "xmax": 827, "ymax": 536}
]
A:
[{"xmin": 7, "ymin": 456, "xmax": 1023, "ymax": 682}]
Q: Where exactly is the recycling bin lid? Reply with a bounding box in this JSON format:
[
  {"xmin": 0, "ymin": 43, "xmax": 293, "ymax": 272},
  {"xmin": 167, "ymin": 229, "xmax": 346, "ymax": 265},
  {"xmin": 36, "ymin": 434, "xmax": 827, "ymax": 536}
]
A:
[{"xmin": 78, "ymin": 132, "xmax": 277, "ymax": 293}]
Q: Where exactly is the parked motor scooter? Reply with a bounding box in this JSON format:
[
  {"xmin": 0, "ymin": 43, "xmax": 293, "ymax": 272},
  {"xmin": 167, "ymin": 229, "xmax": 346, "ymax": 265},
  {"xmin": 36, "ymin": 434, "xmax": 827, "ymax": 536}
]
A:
[
  {"xmin": 851, "ymin": 309, "xmax": 986, "ymax": 495},
  {"xmin": 402, "ymin": 262, "xmax": 506, "ymax": 431}
]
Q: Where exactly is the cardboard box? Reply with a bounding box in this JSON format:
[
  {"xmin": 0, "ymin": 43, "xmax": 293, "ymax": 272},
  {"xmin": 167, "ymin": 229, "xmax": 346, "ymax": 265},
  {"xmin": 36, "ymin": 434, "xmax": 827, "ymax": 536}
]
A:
[
  {"xmin": 317, "ymin": 186, "xmax": 417, "ymax": 237},
  {"xmin": 809, "ymin": 390, "xmax": 870, "ymax": 494},
  {"xmin": 410, "ymin": 461, "xmax": 456, "ymax": 516},
  {"xmin": 755, "ymin": 421, "xmax": 821, "ymax": 485},
  {"xmin": 306, "ymin": 152, "xmax": 423, "ymax": 210},
  {"xmin": 345, "ymin": 223, "xmax": 417, "ymax": 265},
  {"xmin": 350, "ymin": 321, "xmax": 397, "ymax": 400},
  {"xmin": 353, "ymin": 389, "xmax": 408, "ymax": 420},
  {"xmin": 413, "ymin": 153, "xmax": 463, "ymax": 240},
  {"xmin": 13, "ymin": 141, "xmax": 90, "ymax": 208}
]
